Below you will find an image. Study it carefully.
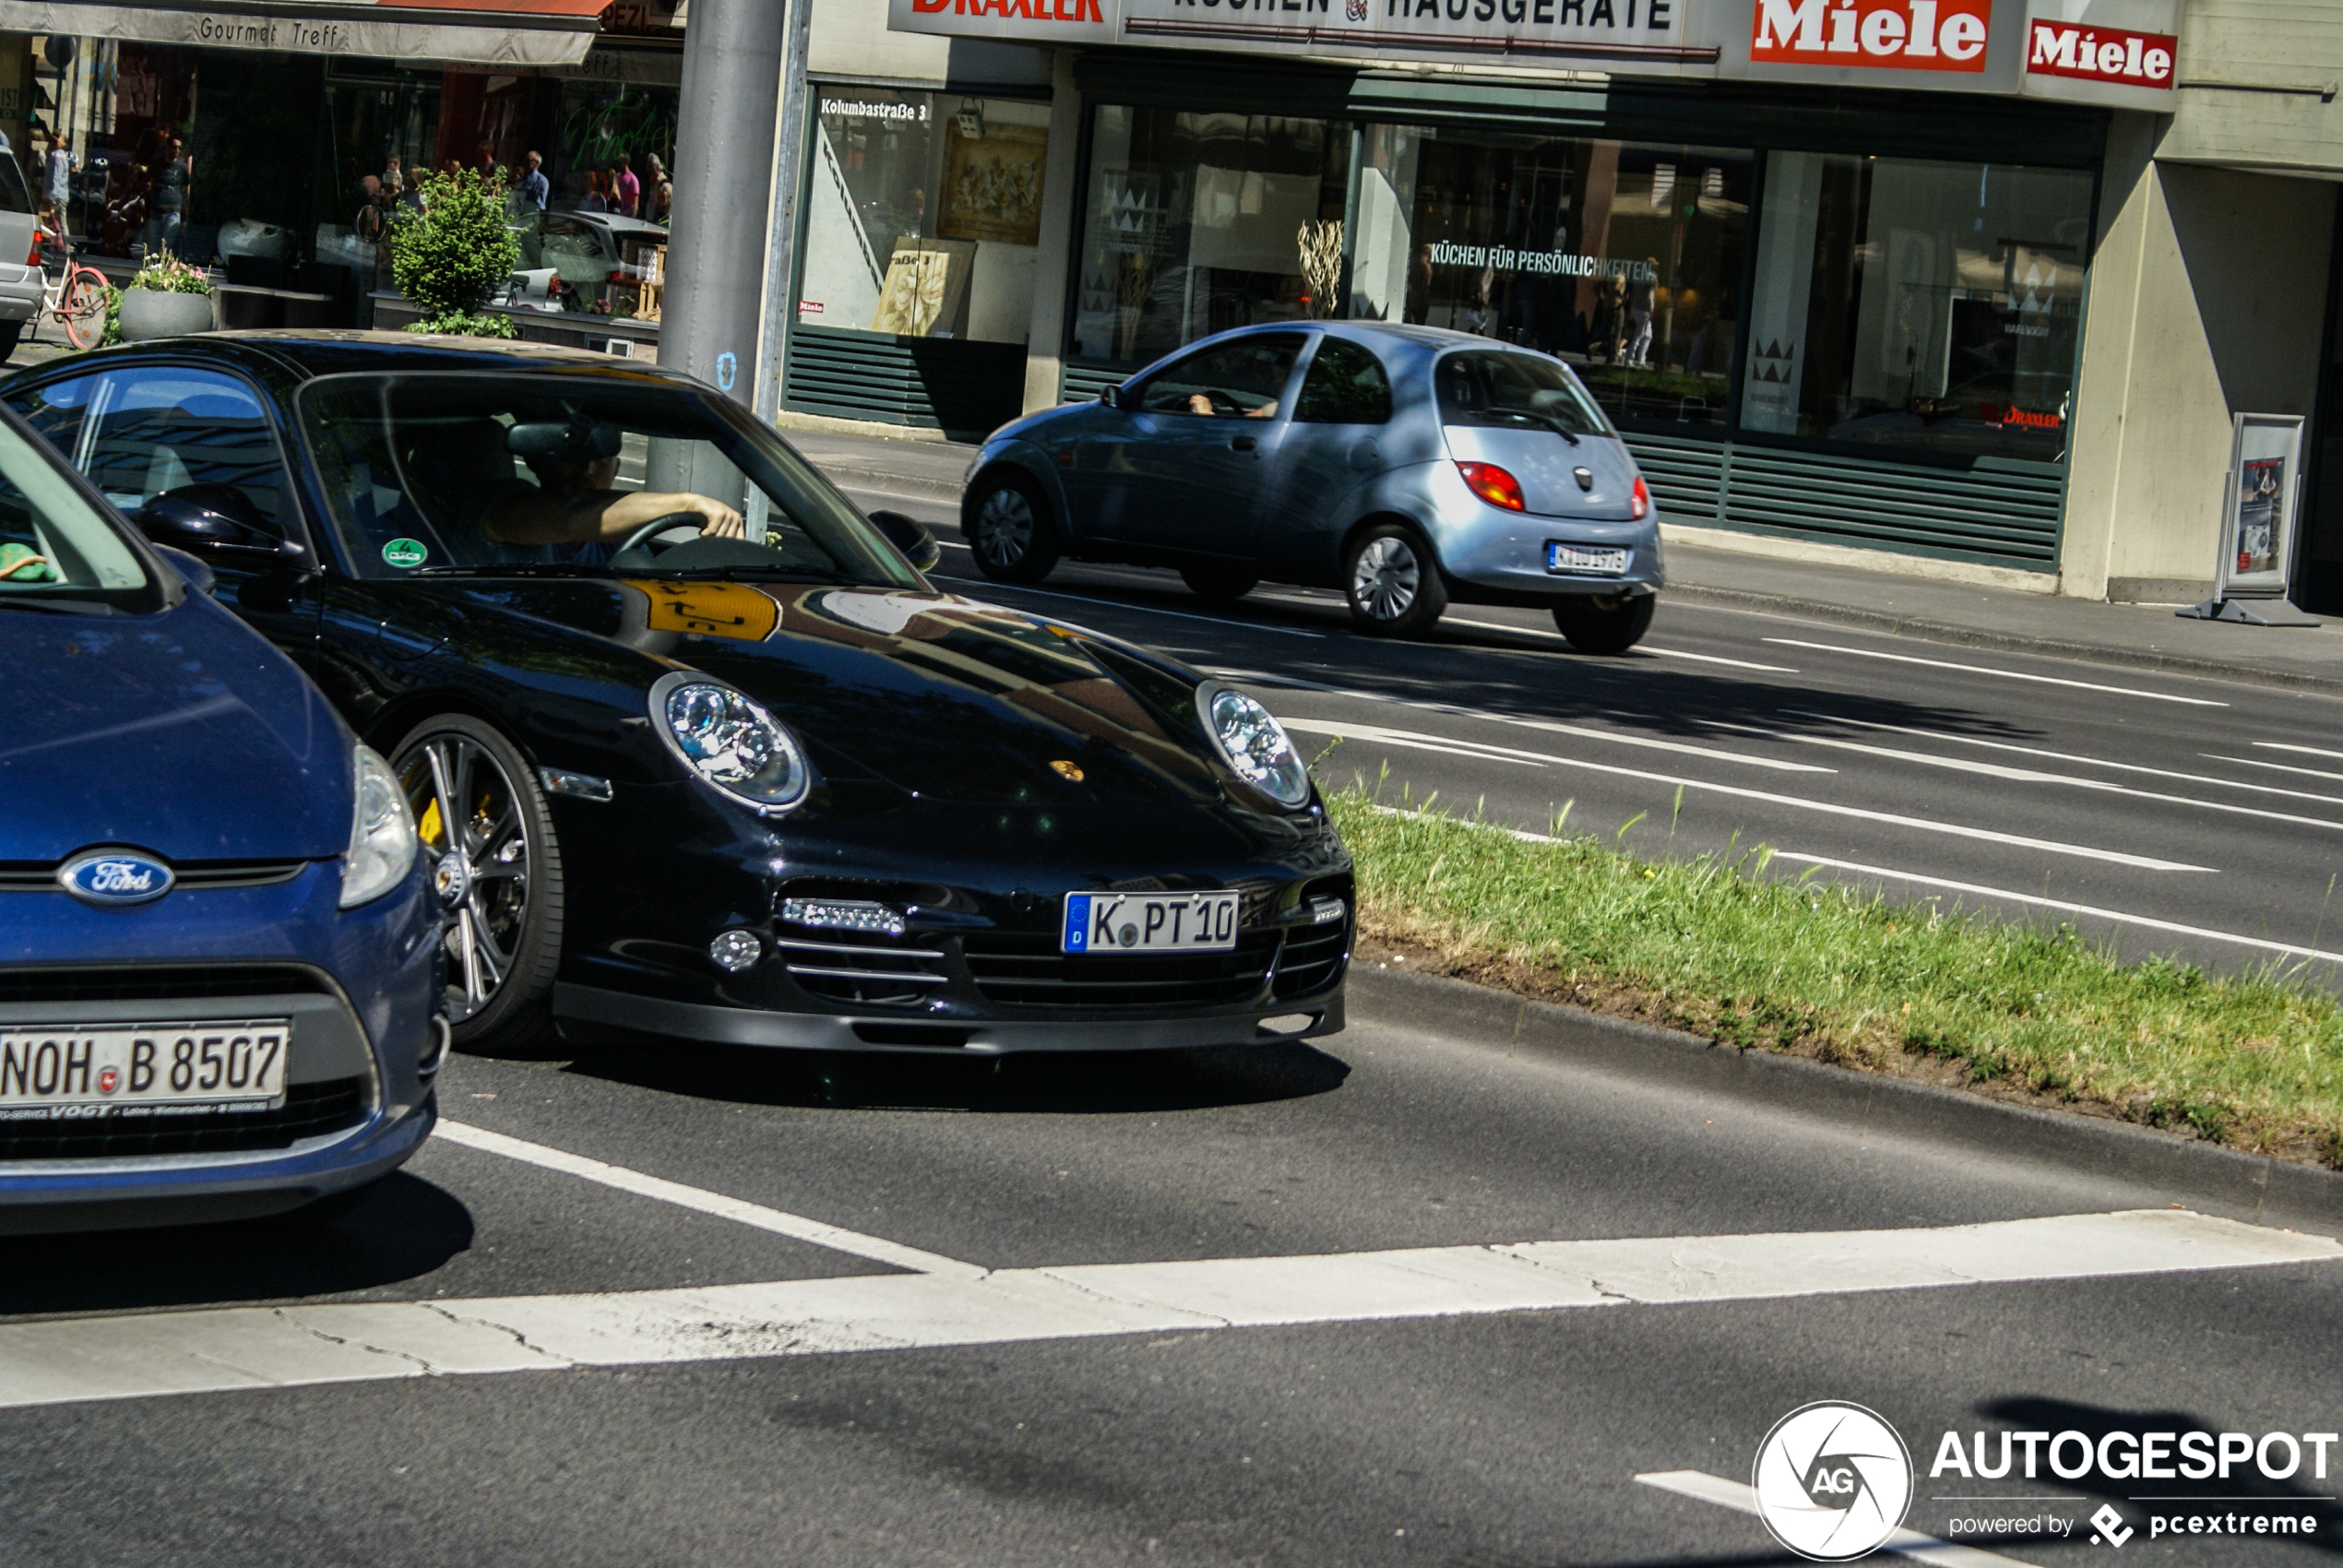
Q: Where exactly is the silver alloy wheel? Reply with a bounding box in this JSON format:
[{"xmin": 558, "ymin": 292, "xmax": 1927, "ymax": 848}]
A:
[
  {"xmin": 1352, "ymin": 535, "xmax": 1421, "ymax": 622},
  {"xmin": 973, "ymin": 485, "xmax": 1036, "ymax": 570},
  {"xmin": 402, "ymin": 733, "xmax": 530, "ymax": 1024}
]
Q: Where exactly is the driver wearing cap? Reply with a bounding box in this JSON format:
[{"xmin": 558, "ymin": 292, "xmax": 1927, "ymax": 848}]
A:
[{"xmin": 481, "ymin": 419, "xmax": 745, "ymax": 551}]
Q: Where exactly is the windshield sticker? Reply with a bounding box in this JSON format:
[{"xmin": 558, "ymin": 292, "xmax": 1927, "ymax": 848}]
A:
[{"xmin": 382, "ymin": 538, "xmax": 429, "ymax": 569}]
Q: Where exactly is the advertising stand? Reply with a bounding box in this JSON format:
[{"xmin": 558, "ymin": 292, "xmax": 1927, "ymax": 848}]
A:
[{"xmin": 2179, "ymin": 413, "xmax": 2318, "ymax": 625}]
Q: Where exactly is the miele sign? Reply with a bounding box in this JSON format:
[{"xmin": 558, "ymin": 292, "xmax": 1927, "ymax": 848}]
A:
[
  {"xmin": 1751, "ymin": 0, "xmax": 1991, "ymax": 72},
  {"xmin": 888, "ymin": 0, "xmax": 2180, "ymax": 101}
]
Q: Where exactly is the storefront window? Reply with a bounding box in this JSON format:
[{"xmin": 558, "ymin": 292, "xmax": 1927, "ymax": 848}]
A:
[
  {"xmin": 797, "ymin": 88, "xmax": 1050, "ymax": 345},
  {"xmin": 1742, "ymin": 152, "xmax": 2091, "ymax": 462},
  {"xmin": 1069, "ymin": 106, "xmax": 1350, "ymax": 368},
  {"xmin": 1350, "ymin": 128, "xmax": 1748, "ymax": 427}
]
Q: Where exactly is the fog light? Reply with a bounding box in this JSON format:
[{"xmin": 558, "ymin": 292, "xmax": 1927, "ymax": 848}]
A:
[
  {"xmin": 708, "ymin": 930, "xmax": 763, "ymax": 972},
  {"xmin": 781, "ymin": 897, "xmax": 906, "ymax": 936},
  {"xmin": 1309, "ymin": 896, "xmax": 1347, "ymax": 925}
]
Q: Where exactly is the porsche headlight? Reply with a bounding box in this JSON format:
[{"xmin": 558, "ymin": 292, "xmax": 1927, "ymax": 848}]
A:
[
  {"xmin": 1196, "ymin": 683, "xmax": 1312, "ymax": 808},
  {"xmin": 652, "ymin": 672, "xmax": 810, "ymax": 812},
  {"xmin": 340, "ymin": 743, "xmax": 419, "ymax": 909}
]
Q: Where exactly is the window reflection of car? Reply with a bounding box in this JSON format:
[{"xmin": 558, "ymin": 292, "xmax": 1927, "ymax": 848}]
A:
[
  {"xmin": 1, "ymin": 332, "xmax": 1350, "ymax": 1062},
  {"xmin": 513, "ymin": 208, "xmax": 665, "ymax": 315},
  {"xmin": 964, "ymin": 321, "xmax": 1664, "ymax": 652}
]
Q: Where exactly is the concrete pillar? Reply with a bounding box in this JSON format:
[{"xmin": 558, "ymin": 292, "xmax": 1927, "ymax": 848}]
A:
[
  {"xmin": 662, "ymin": 0, "xmax": 788, "ymax": 406},
  {"xmin": 2060, "ymin": 110, "xmax": 2160, "ymax": 602},
  {"xmin": 1021, "ymin": 50, "xmax": 1083, "ymax": 415}
]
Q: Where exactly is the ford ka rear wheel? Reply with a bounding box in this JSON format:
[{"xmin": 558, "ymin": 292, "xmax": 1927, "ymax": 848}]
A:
[
  {"xmin": 1552, "ymin": 592, "xmax": 1656, "ymax": 654},
  {"xmin": 392, "ymin": 716, "xmax": 565, "ymax": 1054},
  {"xmin": 965, "ymin": 475, "xmax": 1060, "ymax": 585},
  {"xmin": 1342, "ymin": 523, "xmax": 1448, "ymax": 637}
]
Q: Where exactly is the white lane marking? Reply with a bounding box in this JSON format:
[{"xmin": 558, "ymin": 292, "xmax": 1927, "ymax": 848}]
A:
[
  {"xmin": 434, "ymin": 1122, "xmax": 981, "ymax": 1279},
  {"xmin": 1780, "ymin": 709, "xmax": 2343, "ymax": 807},
  {"xmin": 1636, "ymin": 1471, "xmax": 2039, "ymax": 1568},
  {"xmin": 1714, "ymin": 727, "xmax": 2343, "ymax": 833},
  {"xmin": 1213, "ymin": 667, "xmax": 1836, "ymax": 775},
  {"xmin": 1646, "ymin": 646, "xmax": 1802, "ymax": 672},
  {"xmin": 2257, "ymin": 742, "xmax": 2343, "ymax": 762},
  {"xmin": 1282, "ymin": 716, "xmax": 2216, "ymax": 873},
  {"xmin": 2205, "ymin": 754, "xmax": 2343, "ymax": 784},
  {"xmin": 934, "ymin": 575, "xmax": 1325, "ymax": 637},
  {"xmin": 1770, "ymin": 853, "xmax": 2343, "ymax": 966},
  {"xmin": 0, "ymin": 1211, "xmax": 2325, "ymax": 1411},
  {"xmin": 1760, "ymin": 638, "xmax": 2229, "ymax": 707},
  {"xmin": 1443, "ymin": 615, "xmax": 1803, "ymax": 671}
]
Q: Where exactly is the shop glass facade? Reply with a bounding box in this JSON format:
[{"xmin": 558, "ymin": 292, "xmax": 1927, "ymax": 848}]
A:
[
  {"xmin": 1070, "ymin": 107, "xmax": 1351, "ymax": 366},
  {"xmin": 1067, "ymin": 104, "xmax": 2094, "ymax": 471},
  {"xmin": 797, "ymin": 86, "xmax": 1052, "ymax": 345}
]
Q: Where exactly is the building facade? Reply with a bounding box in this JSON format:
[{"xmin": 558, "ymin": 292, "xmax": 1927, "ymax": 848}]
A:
[{"xmin": 777, "ymin": 0, "xmax": 2343, "ymax": 612}]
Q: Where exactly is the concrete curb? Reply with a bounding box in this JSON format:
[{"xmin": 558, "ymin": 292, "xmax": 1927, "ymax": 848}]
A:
[
  {"xmin": 818, "ymin": 465, "xmax": 964, "ymax": 505},
  {"xmin": 1667, "ymin": 583, "xmax": 2343, "ymax": 699},
  {"xmin": 1348, "ymin": 963, "xmax": 2343, "ymax": 1232}
]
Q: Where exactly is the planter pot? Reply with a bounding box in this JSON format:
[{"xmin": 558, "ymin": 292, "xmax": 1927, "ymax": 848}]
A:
[{"xmin": 117, "ymin": 289, "xmax": 215, "ymax": 341}]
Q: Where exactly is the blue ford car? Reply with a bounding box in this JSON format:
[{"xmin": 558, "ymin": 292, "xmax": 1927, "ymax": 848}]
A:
[{"xmin": 0, "ymin": 400, "xmax": 439, "ymax": 1234}]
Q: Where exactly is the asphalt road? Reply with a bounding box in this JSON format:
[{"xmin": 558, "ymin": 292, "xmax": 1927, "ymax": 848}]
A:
[
  {"xmin": 5, "ymin": 975, "xmax": 2338, "ymax": 1567},
  {"xmin": 831, "ymin": 477, "xmax": 2343, "ymax": 984}
]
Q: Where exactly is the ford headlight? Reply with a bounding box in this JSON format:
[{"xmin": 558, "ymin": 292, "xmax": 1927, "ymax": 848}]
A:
[
  {"xmin": 340, "ymin": 743, "xmax": 419, "ymax": 909},
  {"xmin": 651, "ymin": 672, "xmax": 810, "ymax": 812},
  {"xmin": 1196, "ymin": 683, "xmax": 1312, "ymax": 808}
]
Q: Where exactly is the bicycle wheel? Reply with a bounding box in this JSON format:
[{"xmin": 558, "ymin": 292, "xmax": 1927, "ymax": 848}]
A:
[{"xmin": 59, "ymin": 268, "xmax": 107, "ymax": 350}]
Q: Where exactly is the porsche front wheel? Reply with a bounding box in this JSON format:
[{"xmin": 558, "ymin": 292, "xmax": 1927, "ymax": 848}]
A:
[{"xmin": 392, "ymin": 715, "xmax": 565, "ymax": 1054}]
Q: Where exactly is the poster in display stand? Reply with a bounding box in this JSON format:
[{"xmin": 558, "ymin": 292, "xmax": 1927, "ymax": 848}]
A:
[{"xmin": 2179, "ymin": 413, "xmax": 2321, "ymax": 625}]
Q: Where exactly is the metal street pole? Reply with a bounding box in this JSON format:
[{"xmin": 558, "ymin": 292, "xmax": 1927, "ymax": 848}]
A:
[
  {"xmin": 754, "ymin": 0, "xmax": 813, "ymax": 422},
  {"xmin": 661, "ymin": 0, "xmax": 787, "ymax": 406}
]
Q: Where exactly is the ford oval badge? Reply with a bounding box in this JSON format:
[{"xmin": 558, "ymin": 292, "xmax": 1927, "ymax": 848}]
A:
[{"xmin": 57, "ymin": 849, "xmax": 175, "ymax": 906}]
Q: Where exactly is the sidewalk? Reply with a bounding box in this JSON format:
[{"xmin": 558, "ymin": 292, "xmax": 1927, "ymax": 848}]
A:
[{"xmin": 780, "ymin": 422, "xmax": 2343, "ymax": 697}]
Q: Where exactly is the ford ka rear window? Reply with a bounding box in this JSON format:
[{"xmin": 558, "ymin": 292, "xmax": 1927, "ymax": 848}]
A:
[{"xmin": 1435, "ymin": 350, "xmax": 1611, "ymax": 440}]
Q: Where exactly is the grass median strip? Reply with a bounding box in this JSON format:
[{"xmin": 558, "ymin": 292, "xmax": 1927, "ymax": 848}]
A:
[{"xmin": 1325, "ymin": 787, "xmax": 2343, "ymax": 1169}]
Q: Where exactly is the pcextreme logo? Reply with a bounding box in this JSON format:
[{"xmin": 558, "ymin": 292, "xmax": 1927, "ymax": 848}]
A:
[
  {"xmin": 1750, "ymin": 0, "xmax": 1990, "ymax": 72},
  {"xmin": 1753, "ymin": 1402, "xmax": 1916, "ymax": 1561}
]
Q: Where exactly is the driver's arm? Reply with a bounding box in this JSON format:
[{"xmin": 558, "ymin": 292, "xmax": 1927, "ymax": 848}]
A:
[{"xmin": 484, "ymin": 488, "xmax": 745, "ymax": 543}]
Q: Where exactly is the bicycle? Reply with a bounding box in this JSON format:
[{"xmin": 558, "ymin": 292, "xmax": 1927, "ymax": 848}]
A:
[{"xmin": 32, "ymin": 235, "xmax": 110, "ymax": 351}]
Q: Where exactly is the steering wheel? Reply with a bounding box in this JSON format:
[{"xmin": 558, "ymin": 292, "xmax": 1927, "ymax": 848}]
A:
[{"xmin": 614, "ymin": 511, "xmax": 712, "ymax": 559}]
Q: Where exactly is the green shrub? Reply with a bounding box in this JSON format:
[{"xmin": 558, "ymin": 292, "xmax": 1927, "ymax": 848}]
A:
[
  {"xmin": 101, "ymin": 282, "xmax": 121, "ymax": 347},
  {"xmin": 389, "ymin": 167, "xmax": 520, "ymax": 337}
]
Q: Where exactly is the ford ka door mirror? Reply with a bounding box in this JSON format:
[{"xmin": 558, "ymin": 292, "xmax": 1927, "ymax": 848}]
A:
[
  {"xmin": 867, "ymin": 508, "xmax": 943, "ymax": 573},
  {"xmin": 1100, "ymin": 383, "xmax": 1124, "ymax": 410},
  {"xmin": 132, "ymin": 485, "xmax": 301, "ymax": 564}
]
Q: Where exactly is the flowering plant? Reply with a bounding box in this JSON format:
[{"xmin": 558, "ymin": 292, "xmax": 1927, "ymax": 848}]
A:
[{"xmin": 126, "ymin": 251, "xmax": 213, "ymax": 296}]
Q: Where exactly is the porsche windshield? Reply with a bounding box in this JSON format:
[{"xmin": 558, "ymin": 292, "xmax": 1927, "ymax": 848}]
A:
[{"xmin": 296, "ymin": 373, "xmax": 922, "ymax": 587}]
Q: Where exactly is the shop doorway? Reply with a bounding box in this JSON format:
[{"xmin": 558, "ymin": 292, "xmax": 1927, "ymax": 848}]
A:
[{"xmin": 2295, "ymin": 202, "xmax": 2343, "ymax": 614}]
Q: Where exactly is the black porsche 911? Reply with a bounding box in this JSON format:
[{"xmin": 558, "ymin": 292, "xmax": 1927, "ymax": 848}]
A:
[{"xmin": 5, "ymin": 333, "xmax": 1350, "ymax": 1055}]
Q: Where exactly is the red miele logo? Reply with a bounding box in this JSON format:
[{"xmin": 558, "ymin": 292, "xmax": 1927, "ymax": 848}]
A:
[
  {"xmin": 2027, "ymin": 19, "xmax": 2174, "ymax": 86},
  {"xmin": 910, "ymin": 0, "xmax": 1102, "ymax": 17},
  {"xmin": 1751, "ymin": 0, "xmax": 1990, "ymax": 71}
]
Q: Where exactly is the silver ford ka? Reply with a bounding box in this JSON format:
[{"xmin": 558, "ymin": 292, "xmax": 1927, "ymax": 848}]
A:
[{"xmin": 961, "ymin": 322, "xmax": 1664, "ymax": 652}]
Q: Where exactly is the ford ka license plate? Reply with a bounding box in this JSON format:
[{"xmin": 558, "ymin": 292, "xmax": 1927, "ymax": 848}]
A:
[
  {"xmin": 1548, "ymin": 542, "xmax": 1630, "ymax": 576},
  {"xmin": 0, "ymin": 1021, "xmax": 291, "ymax": 1120},
  {"xmin": 1063, "ymin": 891, "xmax": 1240, "ymax": 955}
]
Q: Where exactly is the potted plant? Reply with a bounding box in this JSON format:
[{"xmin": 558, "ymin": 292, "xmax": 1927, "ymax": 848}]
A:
[
  {"xmin": 387, "ymin": 167, "xmax": 520, "ymax": 339},
  {"xmin": 116, "ymin": 251, "xmax": 215, "ymax": 341}
]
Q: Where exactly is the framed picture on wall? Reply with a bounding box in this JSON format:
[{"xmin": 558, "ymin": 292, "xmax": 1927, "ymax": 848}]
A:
[{"xmin": 937, "ymin": 122, "xmax": 1047, "ymax": 247}]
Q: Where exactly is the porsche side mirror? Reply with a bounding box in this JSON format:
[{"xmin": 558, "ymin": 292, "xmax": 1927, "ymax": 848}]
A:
[
  {"xmin": 1100, "ymin": 383, "xmax": 1124, "ymax": 410},
  {"xmin": 868, "ymin": 508, "xmax": 942, "ymax": 573},
  {"xmin": 133, "ymin": 486, "xmax": 301, "ymax": 564}
]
